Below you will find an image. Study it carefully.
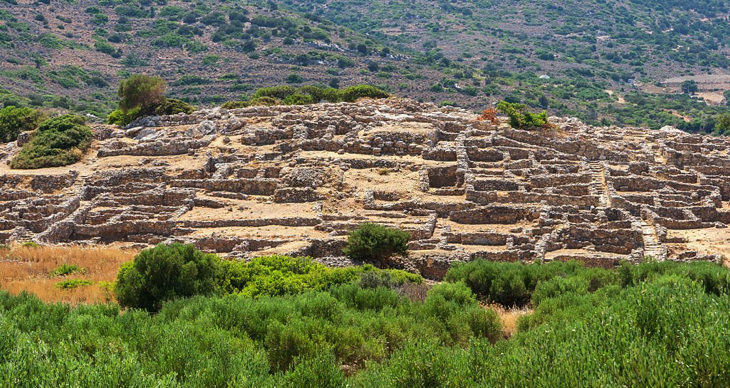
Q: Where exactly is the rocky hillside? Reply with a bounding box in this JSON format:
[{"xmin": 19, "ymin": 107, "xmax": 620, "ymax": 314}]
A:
[
  {"xmin": 1, "ymin": 98, "xmax": 729, "ymax": 279},
  {"xmin": 0, "ymin": 0, "xmax": 729, "ymax": 131},
  {"xmin": 0, "ymin": 0, "xmax": 455, "ymax": 117}
]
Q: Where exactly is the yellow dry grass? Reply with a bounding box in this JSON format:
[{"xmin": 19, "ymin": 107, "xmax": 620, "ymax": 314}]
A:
[
  {"xmin": 0, "ymin": 244, "xmax": 137, "ymax": 304},
  {"xmin": 484, "ymin": 303, "xmax": 532, "ymax": 338}
]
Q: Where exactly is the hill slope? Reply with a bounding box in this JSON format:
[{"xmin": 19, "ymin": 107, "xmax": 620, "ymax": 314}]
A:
[{"xmin": 0, "ymin": 0, "xmax": 729, "ymax": 131}]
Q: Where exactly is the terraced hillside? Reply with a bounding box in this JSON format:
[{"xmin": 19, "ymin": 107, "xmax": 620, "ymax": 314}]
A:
[{"xmin": 1, "ymin": 98, "xmax": 729, "ymax": 278}]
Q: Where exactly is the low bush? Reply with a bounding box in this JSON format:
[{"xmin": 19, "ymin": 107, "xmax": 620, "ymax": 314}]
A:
[
  {"xmin": 10, "ymin": 114, "xmax": 93, "ymax": 169},
  {"xmin": 445, "ymin": 260, "xmax": 618, "ymax": 307},
  {"xmin": 106, "ymin": 106, "xmax": 141, "ymax": 126},
  {"xmin": 222, "ymin": 255, "xmax": 421, "ymax": 298},
  {"xmin": 340, "ymin": 84, "xmax": 390, "ymax": 102},
  {"xmin": 152, "ymin": 98, "xmax": 194, "ymax": 115},
  {"xmin": 282, "ymin": 93, "xmax": 314, "ymax": 105},
  {"xmin": 114, "ymin": 245, "xmax": 421, "ymax": 311},
  {"xmin": 0, "ymin": 106, "xmax": 44, "ymax": 143},
  {"xmin": 115, "ymin": 243, "xmax": 225, "ymax": 311},
  {"xmin": 230, "ymin": 84, "xmax": 389, "ymax": 109},
  {"xmin": 343, "ymin": 223, "xmax": 410, "ymax": 265},
  {"xmin": 54, "ymin": 279, "xmax": 93, "ymax": 289},
  {"xmin": 50, "ymin": 263, "xmax": 85, "ymax": 277},
  {"xmin": 497, "ymin": 100, "xmax": 549, "ymax": 129}
]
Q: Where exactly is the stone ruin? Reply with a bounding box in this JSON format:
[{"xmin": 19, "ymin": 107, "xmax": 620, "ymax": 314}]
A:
[{"xmin": 1, "ymin": 98, "xmax": 729, "ymax": 279}]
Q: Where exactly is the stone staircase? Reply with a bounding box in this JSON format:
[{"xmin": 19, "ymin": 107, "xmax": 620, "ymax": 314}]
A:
[
  {"xmin": 640, "ymin": 220, "xmax": 665, "ymax": 261},
  {"xmin": 589, "ymin": 162, "xmax": 612, "ymax": 208}
]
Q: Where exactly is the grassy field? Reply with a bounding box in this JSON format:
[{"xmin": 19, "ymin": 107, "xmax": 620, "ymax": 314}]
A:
[{"xmin": 0, "ymin": 244, "xmax": 135, "ymax": 304}]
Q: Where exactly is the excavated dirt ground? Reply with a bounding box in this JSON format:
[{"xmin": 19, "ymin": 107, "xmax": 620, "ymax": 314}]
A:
[{"xmin": 1, "ymin": 99, "xmax": 729, "ymax": 279}]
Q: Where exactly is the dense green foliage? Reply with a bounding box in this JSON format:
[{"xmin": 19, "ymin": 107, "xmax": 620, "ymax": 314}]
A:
[
  {"xmin": 343, "ymin": 223, "xmax": 410, "ymax": 264},
  {"xmin": 153, "ymin": 98, "xmax": 195, "ymax": 116},
  {"xmin": 497, "ymin": 101, "xmax": 549, "ymax": 130},
  {"xmin": 716, "ymin": 113, "xmax": 730, "ymax": 136},
  {"xmin": 222, "ymin": 255, "xmax": 421, "ymax": 298},
  {"xmin": 115, "ymin": 244, "xmax": 225, "ymax": 312},
  {"xmin": 115, "ymin": 244, "xmax": 420, "ymax": 311},
  {"xmin": 446, "ymin": 259, "xmax": 730, "ymax": 308},
  {"xmin": 2, "ymin": 258, "xmax": 730, "ymax": 386},
  {"xmin": 10, "ymin": 114, "xmax": 93, "ymax": 169},
  {"xmin": 0, "ymin": 106, "xmax": 44, "ymax": 143},
  {"xmin": 222, "ymin": 84, "xmax": 390, "ymax": 109}
]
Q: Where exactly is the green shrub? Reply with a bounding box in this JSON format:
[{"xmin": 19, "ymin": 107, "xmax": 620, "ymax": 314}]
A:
[
  {"xmin": 117, "ymin": 74, "xmax": 166, "ymax": 113},
  {"xmin": 497, "ymin": 100, "xmax": 549, "ymax": 129},
  {"xmin": 285, "ymin": 74, "xmax": 304, "ymax": 84},
  {"xmin": 282, "ymin": 93, "xmax": 314, "ymax": 105},
  {"xmin": 248, "ymin": 96, "xmax": 280, "ymax": 106},
  {"xmin": 220, "ymin": 100, "xmax": 249, "ymax": 109},
  {"xmin": 619, "ymin": 260, "xmax": 730, "ymax": 295},
  {"xmin": 10, "ymin": 115, "xmax": 93, "ymax": 169},
  {"xmin": 114, "ymin": 243, "xmax": 225, "ymax": 311},
  {"xmin": 50, "ymin": 263, "xmax": 85, "ymax": 277},
  {"xmin": 221, "ymin": 255, "xmax": 420, "ymax": 298},
  {"xmin": 2, "ymin": 261, "xmax": 730, "ymax": 386},
  {"xmin": 252, "ymin": 85, "xmax": 297, "ymax": 100},
  {"xmin": 343, "ymin": 223, "xmax": 409, "ymax": 265},
  {"xmin": 242, "ymin": 85, "xmax": 388, "ymax": 108},
  {"xmin": 340, "ymin": 85, "xmax": 390, "ymax": 102},
  {"xmin": 0, "ymin": 106, "xmax": 44, "ymax": 143},
  {"xmin": 284, "ymin": 352, "xmax": 346, "ymax": 388},
  {"xmin": 715, "ymin": 113, "xmax": 730, "ymax": 136},
  {"xmin": 445, "ymin": 260, "xmax": 590, "ymax": 307},
  {"xmin": 54, "ymin": 279, "xmax": 93, "ymax": 289},
  {"xmin": 21, "ymin": 241, "xmax": 40, "ymax": 248},
  {"xmin": 152, "ymin": 98, "xmax": 194, "ymax": 115},
  {"xmin": 106, "ymin": 107, "xmax": 141, "ymax": 126}
]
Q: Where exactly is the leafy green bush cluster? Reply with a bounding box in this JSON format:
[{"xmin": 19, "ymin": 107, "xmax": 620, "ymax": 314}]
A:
[
  {"xmin": 497, "ymin": 100, "xmax": 550, "ymax": 130},
  {"xmin": 108, "ymin": 75, "xmax": 194, "ymax": 126},
  {"xmin": 50, "ymin": 263, "xmax": 85, "ymax": 277},
  {"xmin": 10, "ymin": 114, "xmax": 93, "ymax": 169},
  {"xmin": 445, "ymin": 259, "xmax": 730, "ymax": 309},
  {"xmin": 343, "ymin": 222, "xmax": 409, "ymax": 265},
  {"xmin": 0, "ymin": 106, "xmax": 44, "ymax": 143},
  {"xmin": 115, "ymin": 244, "xmax": 421, "ymax": 311},
  {"xmin": 115, "ymin": 244, "xmax": 225, "ymax": 312},
  {"xmin": 2, "ymin": 259, "xmax": 730, "ymax": 386},
  {"xmin": 221, "ymin": 84, "xmax": 390, "ymax": 109},
  {"xmin": 716, "ymin": 113, "xmax": 730, "ymax": 136}
]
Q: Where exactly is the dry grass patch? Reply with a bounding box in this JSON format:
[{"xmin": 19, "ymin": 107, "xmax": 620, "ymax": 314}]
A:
[
  {"xmin": 0, "ymin": 244, "xmax": 136, "ymax": 304},
  {"xmin": 484, "ymin": 303, "xmax": 531, "ymax": 338}
]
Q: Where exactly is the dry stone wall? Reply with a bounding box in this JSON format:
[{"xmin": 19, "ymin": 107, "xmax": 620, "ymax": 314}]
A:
[{"xmin": 1, "ymin": 99, "xmax": 728, "ymax": 278}]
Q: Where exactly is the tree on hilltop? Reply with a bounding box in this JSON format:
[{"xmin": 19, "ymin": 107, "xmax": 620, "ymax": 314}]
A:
[
  {"xmin": 109, "ymin": 74, "xmax": 194, "ymax": 126},
  {"xmin": 118, "ymin": 74, "xmax": 167, "ymax": 113}
]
